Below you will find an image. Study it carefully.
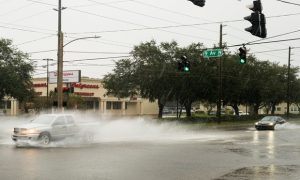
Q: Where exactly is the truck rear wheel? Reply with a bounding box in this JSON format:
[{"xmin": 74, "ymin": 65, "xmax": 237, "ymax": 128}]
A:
[{"xmin": 39, "ymin": 132, "xmax": 51, "ymax": 145}]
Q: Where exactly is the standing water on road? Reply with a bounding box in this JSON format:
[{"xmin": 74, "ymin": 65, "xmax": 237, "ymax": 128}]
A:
[{"xmin": 1, "ymin": 112, "xmax": 233, "ymax": 147}]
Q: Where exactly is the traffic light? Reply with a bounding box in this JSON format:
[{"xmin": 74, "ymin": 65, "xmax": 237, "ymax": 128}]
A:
[
  {"xmin": 69, "ymin": 86, "xmax": 74, "ymax": 93},
  {"xmin": 188, "ymin": 0, "xmax": 205, "ymax": 7},
  {"xmin": 238, "ymin": 47, "xmax": 247, "ymax": 64},
  {"xmin": 63, "ymin": 87, "xmax": 69, "ymax": 93},
  {"xmin": 244, "ymin": 0, "xmax": 267, "ymax": 38},
  {"xmin": 177, "ymin": 61, "xmax": 183, "ymax": 71},
  {"xmin": 178, "ymin": 55, "xmax": 190, "ymax": 72},
  {"xmin": 54, "ymin": 87, "xmax": 74, "ymax": 94}
]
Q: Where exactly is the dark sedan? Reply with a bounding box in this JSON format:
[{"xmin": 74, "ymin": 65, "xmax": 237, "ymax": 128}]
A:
[{"xmin": 255, "ymin": 116, "xmax": 286, "ymax": 130}]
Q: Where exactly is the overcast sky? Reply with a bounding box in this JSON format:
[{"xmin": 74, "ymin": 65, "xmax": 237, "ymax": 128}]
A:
[{"xmin": 1, "ymin": 0, "xmax": 300, "ymax": 79}]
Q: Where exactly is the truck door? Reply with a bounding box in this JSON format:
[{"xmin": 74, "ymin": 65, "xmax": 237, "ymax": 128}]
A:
[
  {"xmin": 65, "ymin": 115, "xmax": 78, "ymax": 136},
  {"xmin": 51, "ymin": 116, "xmax": 67, "ymax": 139}
]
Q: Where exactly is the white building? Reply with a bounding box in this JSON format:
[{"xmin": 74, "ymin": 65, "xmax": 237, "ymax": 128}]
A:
[{"xmin": 1, "ymin": 77, "xmax": 159, "ymax": 116}]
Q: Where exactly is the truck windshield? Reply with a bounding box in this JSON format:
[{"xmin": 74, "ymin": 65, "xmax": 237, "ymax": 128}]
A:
[{"xmin": 32, "ymin": 115, "xmax": 55, "ymax": 124}]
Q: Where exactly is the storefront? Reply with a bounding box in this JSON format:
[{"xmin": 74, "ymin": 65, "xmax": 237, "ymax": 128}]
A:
[{"xmin": 31, "ymin": 77, "xmax": 158, "ymax": 116}]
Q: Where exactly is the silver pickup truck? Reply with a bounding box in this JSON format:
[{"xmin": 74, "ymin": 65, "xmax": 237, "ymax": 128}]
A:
[{"xmin": 12, "ymin": 114, "xmax": 94, "ymax": 146}]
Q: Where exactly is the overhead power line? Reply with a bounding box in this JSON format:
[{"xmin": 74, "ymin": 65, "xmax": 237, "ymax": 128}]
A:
[
  {"xmin": 28, "ymin": 49, "xmax": 56, "ymax": 54},
  {"xmin": 0, "ymin": 25, "xmax": 55, "ymax": 35},
  {"xmin": 13, "ymin": 0, "xmax": 300, "ymax": 59},
  {"xmin": 228, "ymin": 37, "xmax": 300, "ymax": 48},
  {"xmin": 11, "ymin": 10, "xmax": 50, "ymax": 24},
  {"xmin": 63, "ymin": 0, "xmax": 135, "ymax": 9},
  {"xmin": 252, "ymin": 46, "xmax": 300, "ymax": 54},
  {"xmin": 249, "ymin": 38, "xmax": 300, "ymax": 45},
  {"xmin": 64, "ymin": 50, "xmax": 130, "ymax": 54},
  {"xmin": 68, "ymin": 7, "xmax": 216, "ymax": 41},
  {"xmin": 87, "ymin": 0, "xmax": 218, "ymax": 34},
  {"xmin": 0, "ymin": 3, "xmax": 34, "ymax": 17},
  {"xmin": 0, "ymin": 21, "xmax": 56, "ymax": 34},
  {"xmin": 276, "ymin": 0, "xmax": 300, "ymax": 6},
  {"xmin": 67, "ymin": 12, "xmax": 300, "ymax": 35},
  {"xmin": 25, "ymin": 0, "xmax": 56, "ymax": 7},
  {"xmin": 16, "ymin": 35, "xmax": 56, "ymax": 46},
  {"xmin": 64, "ymin": 63, "xmax": 115, "ymax": 67},
  {"xmin": 64, "ymin": 55, "xmax": 131, "ymax": 62},
  {"xmin": 252, "ymin": 48, "xmax": 289, "ymax": 54},
  {"xmin": 247, "ymin": 29, "xmax": 300, "ymax": 44},
  {"xmin": 131, "ymin": 0, "xmax": 212, "ymax": 22}
]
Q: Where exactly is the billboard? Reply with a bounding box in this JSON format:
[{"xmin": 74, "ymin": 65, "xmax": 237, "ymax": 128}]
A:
[{"xmin": 48, "ymin": 70, "xmax": 81, "ymax": 84}]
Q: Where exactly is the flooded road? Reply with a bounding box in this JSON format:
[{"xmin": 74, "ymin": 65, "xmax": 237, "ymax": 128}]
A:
[{"xmin": 0, "ymin": 116, "xmax": 300, "ymax": 180}]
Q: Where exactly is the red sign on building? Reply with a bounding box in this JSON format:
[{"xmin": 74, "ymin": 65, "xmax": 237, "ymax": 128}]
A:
[{"xmin": 71, "ymin": 83, "xmax": 99, "ymax": 89}]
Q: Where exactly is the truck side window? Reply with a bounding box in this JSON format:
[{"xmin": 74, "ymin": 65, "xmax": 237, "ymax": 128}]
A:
[
  {"xmin": 65, "ymin": 116, "xmax": 75, "ymax": 124},
  {"xmin": 53, "ymin": 116, "xmax": 66, "ymax": 126}
]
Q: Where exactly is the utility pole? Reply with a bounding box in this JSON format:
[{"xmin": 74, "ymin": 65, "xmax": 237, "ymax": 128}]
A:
[
  {"xmin": 57, "ymin": 0, "xmax": 63, "ymax": 111},
  {"xmin": 287, "ymin": 46, "xmax": 291, "ymax": 119},
  {"xmin": 43, "ymin": 58, "xmax": 54, "ymax": 109},
  {"xmin": 217, "ymin": 24, "xmax": 223, "ymax": 121},
  {"xmin": 55, "ymin": 1, "xmax": 98, "ymax": 111}
]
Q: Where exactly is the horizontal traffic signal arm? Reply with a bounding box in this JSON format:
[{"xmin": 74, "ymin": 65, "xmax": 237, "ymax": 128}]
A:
[{"xmin": 188, "ymin": 0, "xmax": 205, "ymax": 7}]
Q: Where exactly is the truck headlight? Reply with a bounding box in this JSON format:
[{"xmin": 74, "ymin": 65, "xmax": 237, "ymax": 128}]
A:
[
  {"xmin": 25, "ymin": 128, "xmax": 39, "ymax": 134},
  {"xmin": 268, "ymin": 123, "xmax": 274, "ymax": 126}
]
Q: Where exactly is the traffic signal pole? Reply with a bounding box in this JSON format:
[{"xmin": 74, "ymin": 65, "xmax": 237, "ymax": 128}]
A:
[
  {"xmin": 287, "ymin": 46, "xmax": 291, "ymax": 119},
  {"xmin": 217, "ymin": 24, "xmax": 223, "ymax": 121}
]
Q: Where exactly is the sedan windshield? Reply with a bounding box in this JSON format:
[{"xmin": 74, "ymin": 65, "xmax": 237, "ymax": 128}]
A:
[
  {"xmin": 32, "ymin": 115, "xmax": 55, "ymax": 125},
  {"xmin": 260, "ymin": 116, "xmax": 276, "ymax": 122}
]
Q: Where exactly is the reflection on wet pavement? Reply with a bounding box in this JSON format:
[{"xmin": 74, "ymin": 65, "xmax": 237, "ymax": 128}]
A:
[{"xmin": 215, "ymin": 165, "xmax": 300, "ymax": 180}]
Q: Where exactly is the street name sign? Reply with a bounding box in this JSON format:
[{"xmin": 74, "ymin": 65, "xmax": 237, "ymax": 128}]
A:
[{"xmin": 203, "ymin": 49, "xmax": 223, "ymax": 58}]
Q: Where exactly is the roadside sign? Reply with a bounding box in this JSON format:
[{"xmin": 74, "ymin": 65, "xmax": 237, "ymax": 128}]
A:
[
  {"xmin": 203, "ymin": 49, "xmax": 223, "ymax": 58},
  {"xmin": 49, "ymin": 70, "xmax": 81, "ymax": 84}
]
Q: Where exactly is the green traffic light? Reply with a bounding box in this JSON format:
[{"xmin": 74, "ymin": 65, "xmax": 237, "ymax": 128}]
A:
[
  {"xmin": 183, "ymin": 66, "xmax": 190, "ymax": 72},
  {"xmin": 240, "ymin": 59, "xmax": 246, "ymax": 64}
]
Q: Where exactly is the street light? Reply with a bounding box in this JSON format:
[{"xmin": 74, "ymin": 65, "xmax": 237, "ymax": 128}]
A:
[
  {"xmin": 63, "ymin": 36, "xmax": 101, "ymax": 47},
  {"xmin": 56, "ymin": 35, "xmax": 100, "ymax": 111}
]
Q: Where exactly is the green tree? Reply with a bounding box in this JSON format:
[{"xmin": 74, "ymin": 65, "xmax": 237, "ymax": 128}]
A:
[
  {"xmin": 0, "ymin": 39, "xmax": 34, "ymax": 108},
  {"xmin": 103, "ymin": 40, "xmax": 298, "ymax": 118},
  {"xmin": 262, "ymin": 63, "xmax": 288, "ymax": 114},
  {"xmin": 173, "ymin": 43, "xmax": 215, "ymax": 117},
  {"xmin": 104, "ymin": 40, "xmax": 177, "ymax": 118},
  {"xmin": 222, "ymin": 53, "xmax": 249, "ymax": 116},
  {"xmin": 222, "ymin": 51, "xmax": 290, "ymax": 116},
  {"xmin": 67, "ymin": 94, "xmax": 84, "ymax": 109},
  {"xmin": 287, "ymin": 67, "xmax": 300, "ymax": 113},
  {"xmin": 103, "ymin": 40, "xmax": 211, "ymax": 118},
  {"xmin": 103, "ymin": 58, "xmax": 138, "ymax": 98}
]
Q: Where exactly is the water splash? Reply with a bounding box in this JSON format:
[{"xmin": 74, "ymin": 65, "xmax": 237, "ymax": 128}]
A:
[{"xmin": 0, "ymin": 112, "xmax": 232, "ymax": 147}]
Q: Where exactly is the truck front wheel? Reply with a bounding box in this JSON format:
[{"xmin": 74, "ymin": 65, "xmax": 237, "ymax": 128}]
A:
[{"xmin": 39, "ymin": 132, "xmax": 51, "ymax": 145}]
